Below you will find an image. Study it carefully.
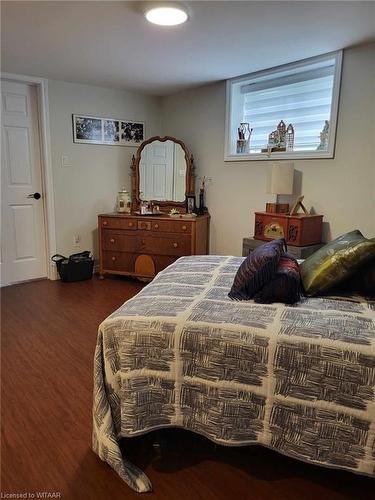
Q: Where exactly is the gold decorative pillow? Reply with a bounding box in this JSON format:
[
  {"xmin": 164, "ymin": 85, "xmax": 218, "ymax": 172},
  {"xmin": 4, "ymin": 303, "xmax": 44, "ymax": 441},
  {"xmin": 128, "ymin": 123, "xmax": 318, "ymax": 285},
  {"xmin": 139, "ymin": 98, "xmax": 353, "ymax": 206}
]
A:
[
  {"xmin": 300, "ymin": 230, "xmax": 375, "ymax": 296},
  {"xmin": 338, "ymin": 258, "xmax": 375, "ymax": 297}
]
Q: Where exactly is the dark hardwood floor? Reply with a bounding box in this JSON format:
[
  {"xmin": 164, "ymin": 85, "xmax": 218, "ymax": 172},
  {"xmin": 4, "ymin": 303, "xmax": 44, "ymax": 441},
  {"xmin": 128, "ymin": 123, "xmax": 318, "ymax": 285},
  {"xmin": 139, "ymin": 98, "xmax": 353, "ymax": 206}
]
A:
[{"xmin": 1, "ymin": 276, "xmax": 373, "ymax": 499}]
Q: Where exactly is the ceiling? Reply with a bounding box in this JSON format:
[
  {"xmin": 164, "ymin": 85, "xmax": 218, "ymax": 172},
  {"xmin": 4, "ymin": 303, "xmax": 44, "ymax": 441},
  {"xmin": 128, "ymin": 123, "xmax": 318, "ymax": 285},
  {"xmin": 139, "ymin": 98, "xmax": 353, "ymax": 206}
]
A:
[{"xmin": 2, "ymin": 1, "xmax": 375, "ymax": 96}]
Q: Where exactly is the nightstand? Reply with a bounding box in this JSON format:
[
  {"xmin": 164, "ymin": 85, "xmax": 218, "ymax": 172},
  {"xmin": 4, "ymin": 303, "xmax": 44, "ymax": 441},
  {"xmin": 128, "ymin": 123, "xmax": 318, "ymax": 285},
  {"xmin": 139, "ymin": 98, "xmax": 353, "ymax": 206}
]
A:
[{"xmin": 242, "ymin": 237, "xmax": 324, "ymax": 259}]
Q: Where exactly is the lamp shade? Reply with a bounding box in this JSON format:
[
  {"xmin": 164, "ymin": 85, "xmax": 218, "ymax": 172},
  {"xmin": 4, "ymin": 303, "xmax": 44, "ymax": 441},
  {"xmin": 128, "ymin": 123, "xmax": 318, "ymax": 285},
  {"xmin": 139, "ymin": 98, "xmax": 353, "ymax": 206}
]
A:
[{"xmin": 267, "ymin": 163, "xmax": 294, "ymax": 195}]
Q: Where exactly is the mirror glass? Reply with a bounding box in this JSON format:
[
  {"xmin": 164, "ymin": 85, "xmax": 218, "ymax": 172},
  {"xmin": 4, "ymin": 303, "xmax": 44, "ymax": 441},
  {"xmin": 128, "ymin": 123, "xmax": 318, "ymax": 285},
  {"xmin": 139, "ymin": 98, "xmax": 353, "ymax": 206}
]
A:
[{"xmin": 139, "ymin": 140, "xmax": 186, "ymax": 202}]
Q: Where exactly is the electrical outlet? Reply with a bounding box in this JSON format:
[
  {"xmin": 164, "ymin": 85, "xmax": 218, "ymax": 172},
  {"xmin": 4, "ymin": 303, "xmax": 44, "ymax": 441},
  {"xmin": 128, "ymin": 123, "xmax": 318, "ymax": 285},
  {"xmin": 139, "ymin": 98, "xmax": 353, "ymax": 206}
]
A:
[{"xmin": 73, "ymin": 234, "xmax": 80, "ymax": 247}]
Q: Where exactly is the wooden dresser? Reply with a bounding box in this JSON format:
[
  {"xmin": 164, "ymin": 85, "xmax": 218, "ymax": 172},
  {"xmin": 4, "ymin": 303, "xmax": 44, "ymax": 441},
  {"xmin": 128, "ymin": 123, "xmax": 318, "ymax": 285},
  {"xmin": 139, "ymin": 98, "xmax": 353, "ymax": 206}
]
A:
[{"xmin": 98, "ymin": 213, "xmax": 210, "ymax": 280}]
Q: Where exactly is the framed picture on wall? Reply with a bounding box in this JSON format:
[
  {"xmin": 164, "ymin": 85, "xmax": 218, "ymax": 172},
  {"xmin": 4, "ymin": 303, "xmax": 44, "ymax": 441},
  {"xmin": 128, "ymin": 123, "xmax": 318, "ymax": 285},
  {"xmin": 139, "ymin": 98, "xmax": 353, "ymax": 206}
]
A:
[
  {"xmin": 103, "ymin": 119, "xmax": 120, "ymax": 144},
  {"xmin": 120, "ymin": 121, "xmax": 144, "ymax": 146},
  {"xmin": 72, "ymin": 115, "xmax": 145, "ymax": 147},
  {"xmin": 73, "ymin": 115, "xmax": 103, "ymax": 144}
]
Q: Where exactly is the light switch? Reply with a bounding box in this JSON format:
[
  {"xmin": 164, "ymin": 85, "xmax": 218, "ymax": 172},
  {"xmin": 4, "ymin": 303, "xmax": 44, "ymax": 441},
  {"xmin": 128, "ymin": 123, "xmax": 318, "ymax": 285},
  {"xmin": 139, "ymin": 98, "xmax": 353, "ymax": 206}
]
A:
[{"xmin": 61, "ymin": 155, "xmax": 73, "ymax": 168}]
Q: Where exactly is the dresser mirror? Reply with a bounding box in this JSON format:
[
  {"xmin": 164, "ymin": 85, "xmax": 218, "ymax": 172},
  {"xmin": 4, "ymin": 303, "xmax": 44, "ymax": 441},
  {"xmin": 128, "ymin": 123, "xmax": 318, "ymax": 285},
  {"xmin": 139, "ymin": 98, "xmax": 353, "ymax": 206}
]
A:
[{"xmin": 131, "ymin": 136, "xmax": 195, "ymax": 212}]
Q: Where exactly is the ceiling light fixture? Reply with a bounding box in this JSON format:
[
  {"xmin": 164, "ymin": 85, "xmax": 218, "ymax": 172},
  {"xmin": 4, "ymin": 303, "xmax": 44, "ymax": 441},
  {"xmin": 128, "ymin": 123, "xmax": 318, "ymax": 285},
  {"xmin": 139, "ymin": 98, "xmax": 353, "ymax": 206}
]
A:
[{"xmin": 144, "ymin": 5, "xmax": 188, "ymax": 26}]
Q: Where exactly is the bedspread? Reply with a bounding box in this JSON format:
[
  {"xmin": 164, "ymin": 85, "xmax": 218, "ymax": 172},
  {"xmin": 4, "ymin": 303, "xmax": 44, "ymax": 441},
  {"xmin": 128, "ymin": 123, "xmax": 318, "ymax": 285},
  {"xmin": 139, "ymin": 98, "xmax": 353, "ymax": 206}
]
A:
[{"xmin": 92, "ymin": 256, "xmax": 375, "ymax": 492}]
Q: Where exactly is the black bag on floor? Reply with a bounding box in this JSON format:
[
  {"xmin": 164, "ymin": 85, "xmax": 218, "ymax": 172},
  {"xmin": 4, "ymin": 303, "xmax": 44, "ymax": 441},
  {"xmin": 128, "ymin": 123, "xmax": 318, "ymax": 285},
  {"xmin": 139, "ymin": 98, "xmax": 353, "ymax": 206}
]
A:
[{"xmin": 52, "ymin": 251, "xmax": 94, "ymax": 282}]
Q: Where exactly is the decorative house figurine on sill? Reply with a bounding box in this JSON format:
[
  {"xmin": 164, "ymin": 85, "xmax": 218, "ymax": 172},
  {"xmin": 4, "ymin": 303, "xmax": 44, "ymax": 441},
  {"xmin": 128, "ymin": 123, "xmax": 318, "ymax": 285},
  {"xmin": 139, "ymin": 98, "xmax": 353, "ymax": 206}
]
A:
[
  {"xmin": 262, "ymin": 120, "xmax": 295, "ymax": 154},
  {"xmin": 317, "ymin": 120, "xmax": 329, "ymax": 151},
  {"xmin": 236, "ymin": 122, "xmax": 253, "ymax": 154},
  {"xmin": 285, "ymin": 123, "xmax": 295, "ymax": 151}
]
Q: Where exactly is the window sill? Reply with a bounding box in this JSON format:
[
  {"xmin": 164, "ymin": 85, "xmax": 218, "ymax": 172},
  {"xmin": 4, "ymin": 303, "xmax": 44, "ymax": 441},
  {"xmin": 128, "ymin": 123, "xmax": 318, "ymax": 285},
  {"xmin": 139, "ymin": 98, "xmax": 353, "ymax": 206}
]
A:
[{"xmin": 224, "ymin": 150, "xmax": 334, "ymax": 162}]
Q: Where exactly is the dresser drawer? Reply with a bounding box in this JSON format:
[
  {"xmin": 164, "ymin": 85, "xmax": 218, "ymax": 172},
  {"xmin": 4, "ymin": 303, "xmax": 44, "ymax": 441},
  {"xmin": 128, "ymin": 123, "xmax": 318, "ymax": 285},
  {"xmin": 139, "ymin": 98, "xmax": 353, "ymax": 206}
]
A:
[
  {"xmin": 138, "ymin": 218, "xmax": 192, "ymax": 234},
  {"xmin": 100, "ymin": 217, "xmax": 137, "ymax": 230},
  {"xmin": 102, "ymin": 251, "xmax": 135, "ymax": 271},
  {"xmin": 102, "ymin": 230, "xmax": 138, "ymax": 252},
  {"xmin": 138, "ymin": 234, "xmax": 191, "ymax": 256}
]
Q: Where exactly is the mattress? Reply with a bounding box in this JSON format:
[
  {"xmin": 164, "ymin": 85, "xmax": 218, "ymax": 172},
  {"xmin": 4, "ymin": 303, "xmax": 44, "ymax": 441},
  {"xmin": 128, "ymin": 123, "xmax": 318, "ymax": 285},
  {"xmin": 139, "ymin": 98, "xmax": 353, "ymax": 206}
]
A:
[{"xmin": 92, "ymin": 255, "xmax": 375, "ymax": 492}]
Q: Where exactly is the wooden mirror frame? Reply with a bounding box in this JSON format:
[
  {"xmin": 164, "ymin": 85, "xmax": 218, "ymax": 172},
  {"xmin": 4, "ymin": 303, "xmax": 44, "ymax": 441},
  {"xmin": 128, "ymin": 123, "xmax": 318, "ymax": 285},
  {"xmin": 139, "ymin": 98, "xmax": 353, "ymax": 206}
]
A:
[{"xmin": 130, "ymin": 136, "xmax": 195, "ymax": 213}]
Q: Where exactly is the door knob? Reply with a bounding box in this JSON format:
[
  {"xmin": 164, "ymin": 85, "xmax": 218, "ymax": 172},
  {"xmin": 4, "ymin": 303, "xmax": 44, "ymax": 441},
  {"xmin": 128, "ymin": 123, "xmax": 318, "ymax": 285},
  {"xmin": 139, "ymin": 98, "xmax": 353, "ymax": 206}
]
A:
[{"xmin": 27, "ymin": 192, "xmax": 41, "ymax": 200}]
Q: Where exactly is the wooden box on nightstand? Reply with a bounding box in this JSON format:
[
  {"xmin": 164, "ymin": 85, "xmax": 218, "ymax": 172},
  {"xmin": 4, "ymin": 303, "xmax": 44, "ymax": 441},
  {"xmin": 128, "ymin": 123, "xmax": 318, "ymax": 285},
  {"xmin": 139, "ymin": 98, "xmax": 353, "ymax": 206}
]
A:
[{"xmin": 254, "ymin": 212, "xmax": 323, "ymax": 247}]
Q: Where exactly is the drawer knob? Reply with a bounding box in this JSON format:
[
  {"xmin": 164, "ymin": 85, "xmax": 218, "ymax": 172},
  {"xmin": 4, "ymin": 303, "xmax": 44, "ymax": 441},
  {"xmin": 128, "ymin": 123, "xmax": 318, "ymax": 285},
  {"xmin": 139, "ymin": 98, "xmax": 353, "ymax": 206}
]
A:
[
  {"xmin": 154, "ymin": 224, "xmax": 159, "ymax": 229},
  {"xmin": 128, "ymin": 222, "xmax": 133, "ymax": 227},
  {"xmin": 102, "ymin": 221, "xmax": 108, "ymax": 226},
  {"xmin": 141, "ymin": 240, "xmax": 146, "ymax": 246},
  {"xmin": 173, "ymin": 242, "xmax": 178, "ymax": 248},
  {"xmin": 110, "ymin": 238, "xmax": 115, "ymax": 244},
  {"xmin": 111, "ymin": 256, "xmax": 116, "ymax": 261},
  {"xmin": 182, "ymin": 225, "xmax": 187, "ymax": 231}
]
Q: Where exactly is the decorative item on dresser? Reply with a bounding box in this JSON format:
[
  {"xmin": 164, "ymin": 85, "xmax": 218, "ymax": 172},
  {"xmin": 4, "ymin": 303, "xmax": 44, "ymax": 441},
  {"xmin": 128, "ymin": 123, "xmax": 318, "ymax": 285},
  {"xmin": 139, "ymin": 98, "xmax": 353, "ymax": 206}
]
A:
[
  {"xmin": 98, "ymin": 213, "xmax": 209, "ymax": 280},
  {"xmin": 243, "ymin": 237, "xmax": 324, "ymax": 259},
  {"xmin": 99, "ymin": 135, "xmax": 210, "ymax": 280},
  {"xmin": 186, "ymin": 195, "xmax": 196, "ymax": 214},
  {"xmin": 254, "ymin": 212, "xmax": 323, "ymax": 247}
]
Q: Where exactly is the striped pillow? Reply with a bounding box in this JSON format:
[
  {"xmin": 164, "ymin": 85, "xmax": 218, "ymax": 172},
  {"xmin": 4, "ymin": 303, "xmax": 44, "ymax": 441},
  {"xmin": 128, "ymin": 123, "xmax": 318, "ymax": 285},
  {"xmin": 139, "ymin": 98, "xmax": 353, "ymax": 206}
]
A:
[
  {"xmin": 254, "ymin": 253, "xmax": 301, "ymax": 304},
  {"xmin": 228, "ymin": 238, "xmax": 286, "ymax": 300}
]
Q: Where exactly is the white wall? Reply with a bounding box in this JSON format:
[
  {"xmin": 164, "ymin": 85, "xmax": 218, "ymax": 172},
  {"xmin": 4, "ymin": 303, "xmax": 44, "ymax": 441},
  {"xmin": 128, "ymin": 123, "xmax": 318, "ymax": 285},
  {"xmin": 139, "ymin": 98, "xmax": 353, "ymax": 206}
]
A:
[
  {"xmin": 48, "ymin": 80, "xmax": 161, "ymax": 257},
  {"xmin": 45, "ymin": 43, "xmax": 375, "ymax": 260},
  {"xmin": 161, "ymin": 43, "xmax": 375, "ymax": 256}
]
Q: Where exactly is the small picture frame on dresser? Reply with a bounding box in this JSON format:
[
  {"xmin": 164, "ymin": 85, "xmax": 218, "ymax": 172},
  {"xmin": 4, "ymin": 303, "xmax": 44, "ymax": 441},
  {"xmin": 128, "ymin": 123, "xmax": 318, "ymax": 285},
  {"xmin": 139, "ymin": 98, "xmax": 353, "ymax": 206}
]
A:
[{"xmin": 186, "ymin": 195, "xmax": 196, "ymax": 214}]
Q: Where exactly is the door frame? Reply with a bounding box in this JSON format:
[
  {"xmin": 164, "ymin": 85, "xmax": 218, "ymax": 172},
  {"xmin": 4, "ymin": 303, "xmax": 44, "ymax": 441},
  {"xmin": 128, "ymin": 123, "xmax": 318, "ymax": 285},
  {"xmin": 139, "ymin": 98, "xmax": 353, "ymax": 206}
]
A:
[{"xmin": 1, "ymin": 72, "xmax": 57, "ymax": 280}]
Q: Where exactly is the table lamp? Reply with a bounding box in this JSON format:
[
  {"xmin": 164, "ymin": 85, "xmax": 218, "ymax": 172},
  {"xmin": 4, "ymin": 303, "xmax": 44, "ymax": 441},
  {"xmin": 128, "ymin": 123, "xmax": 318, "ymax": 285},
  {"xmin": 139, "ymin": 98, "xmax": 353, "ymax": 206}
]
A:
[{"xmin": 266, "ymin": 163, "xmax": 294, "ymax": 213}]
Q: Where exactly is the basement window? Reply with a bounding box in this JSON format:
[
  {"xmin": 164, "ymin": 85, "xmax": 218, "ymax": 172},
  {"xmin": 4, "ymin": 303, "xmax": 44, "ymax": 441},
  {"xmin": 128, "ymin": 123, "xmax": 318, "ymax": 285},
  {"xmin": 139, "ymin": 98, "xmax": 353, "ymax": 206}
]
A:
[{"xmin": 225, "ymin": 51, "xmax": 342, "ymax": 161}]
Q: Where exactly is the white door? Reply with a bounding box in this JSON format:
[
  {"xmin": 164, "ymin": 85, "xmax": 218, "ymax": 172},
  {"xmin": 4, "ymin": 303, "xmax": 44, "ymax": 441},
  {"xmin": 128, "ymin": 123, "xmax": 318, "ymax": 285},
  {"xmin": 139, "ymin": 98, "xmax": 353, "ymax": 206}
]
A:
[
  {"xmin": 140, "ymin": 141, "xmax": 174, "ymax": 200},
  {"xmin": 1, "ymin": 80, "xmax": 47, "ymax": 285}
]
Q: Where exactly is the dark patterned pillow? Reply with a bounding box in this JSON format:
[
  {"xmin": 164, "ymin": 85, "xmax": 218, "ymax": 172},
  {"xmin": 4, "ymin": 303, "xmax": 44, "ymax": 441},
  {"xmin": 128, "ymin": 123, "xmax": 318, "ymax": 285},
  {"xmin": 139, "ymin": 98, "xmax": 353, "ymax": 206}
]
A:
[
  {"xmin": 253, "ymin": 253, "xmax": 301, "ymax": 304},
  {"xmin": 228, "ymin": 238, "xmax": 286, "ymax": 300}
]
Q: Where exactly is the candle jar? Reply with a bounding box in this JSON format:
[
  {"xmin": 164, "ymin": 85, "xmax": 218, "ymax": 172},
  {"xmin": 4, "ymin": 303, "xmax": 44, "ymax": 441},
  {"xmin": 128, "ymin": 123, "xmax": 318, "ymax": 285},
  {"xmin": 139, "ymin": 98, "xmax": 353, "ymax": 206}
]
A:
[{"xmin": 117, "ymin": 188, "xmax": 130, "ymax": 213}]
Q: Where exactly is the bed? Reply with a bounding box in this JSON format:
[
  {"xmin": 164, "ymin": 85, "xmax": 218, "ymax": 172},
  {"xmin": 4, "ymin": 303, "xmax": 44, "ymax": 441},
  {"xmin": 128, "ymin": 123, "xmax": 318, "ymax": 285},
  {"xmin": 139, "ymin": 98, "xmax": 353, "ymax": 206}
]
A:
[{"xmin": 92, "ymin": 255, "xmax": 375, "ymax": 492}]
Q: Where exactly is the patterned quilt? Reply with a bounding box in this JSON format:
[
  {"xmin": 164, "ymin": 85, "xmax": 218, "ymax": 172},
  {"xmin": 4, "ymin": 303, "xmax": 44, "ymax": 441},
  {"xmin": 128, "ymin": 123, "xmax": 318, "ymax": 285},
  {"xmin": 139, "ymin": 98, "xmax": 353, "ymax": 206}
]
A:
[{"xmin": 92, "ymin": 255, "xmax": 375, "ymax": 492}]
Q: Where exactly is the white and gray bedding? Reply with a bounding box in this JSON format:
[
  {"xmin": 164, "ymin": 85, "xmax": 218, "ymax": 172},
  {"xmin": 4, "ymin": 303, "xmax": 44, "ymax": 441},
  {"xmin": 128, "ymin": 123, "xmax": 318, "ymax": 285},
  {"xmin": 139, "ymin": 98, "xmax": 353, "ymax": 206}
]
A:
[{"xmin": 92, "ymin": 255, "xmax": 375, "ymax": 492}]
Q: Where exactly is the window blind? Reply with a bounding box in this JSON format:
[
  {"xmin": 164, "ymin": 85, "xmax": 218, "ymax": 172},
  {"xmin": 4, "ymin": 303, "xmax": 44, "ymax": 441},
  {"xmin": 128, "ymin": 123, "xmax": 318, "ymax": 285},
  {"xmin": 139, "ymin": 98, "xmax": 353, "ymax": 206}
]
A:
[{"xmin": 242, "ymin": 66, "xmax": 335, "ymax": 152}]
